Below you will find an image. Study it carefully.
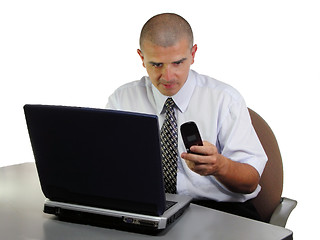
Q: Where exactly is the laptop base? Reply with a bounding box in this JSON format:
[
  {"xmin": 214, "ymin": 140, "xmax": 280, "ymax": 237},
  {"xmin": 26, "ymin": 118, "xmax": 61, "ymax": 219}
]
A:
[
  {"xmin": 44, "ymin": 196, "xmax": 191, "ymax": 234},
  {"xmin": 45, "ymin": 205, "xmax": 161, "ymax": 235}
]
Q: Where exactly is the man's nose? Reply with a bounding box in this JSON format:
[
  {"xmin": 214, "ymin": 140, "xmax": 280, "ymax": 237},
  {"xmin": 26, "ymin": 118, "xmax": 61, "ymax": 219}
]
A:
[{"xmin": 161, "ymin": 65, "xmax": 174, "ymax": 81}]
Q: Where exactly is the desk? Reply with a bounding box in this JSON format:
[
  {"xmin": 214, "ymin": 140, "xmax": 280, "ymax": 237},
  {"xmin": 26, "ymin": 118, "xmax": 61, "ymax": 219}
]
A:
[{"xmin": 0, "ymin": 163, "xmax": 293, "ymax": 240}]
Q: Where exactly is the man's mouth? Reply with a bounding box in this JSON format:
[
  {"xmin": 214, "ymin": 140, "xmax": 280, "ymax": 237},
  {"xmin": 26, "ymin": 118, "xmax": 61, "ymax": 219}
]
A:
[
  {"xmin": 161, "ymin": 81, "xmax": 176, "ymax": 89},
  {"xmin": 163, "ymin": 83, "xmax": 174, "ymax": 89}
]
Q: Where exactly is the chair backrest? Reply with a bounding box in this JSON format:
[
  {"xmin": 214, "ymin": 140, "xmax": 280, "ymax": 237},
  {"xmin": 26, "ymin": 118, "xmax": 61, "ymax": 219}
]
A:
[{"xmin": 248, "ymin": 108, "xmax": 283, "ymax": 223}]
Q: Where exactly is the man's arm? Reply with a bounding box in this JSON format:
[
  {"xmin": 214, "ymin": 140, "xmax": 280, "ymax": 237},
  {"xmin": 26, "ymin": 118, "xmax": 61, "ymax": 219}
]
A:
[{"xmin": 181, "ymin": 141, "xmax": 260, "ymax": 194}]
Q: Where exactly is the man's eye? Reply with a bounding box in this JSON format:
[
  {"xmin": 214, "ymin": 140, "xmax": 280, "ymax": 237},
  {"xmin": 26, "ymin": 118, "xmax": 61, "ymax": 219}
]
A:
[{"xmin": 173, "ymin": 60, "xmax": 183, "ymax": 65}]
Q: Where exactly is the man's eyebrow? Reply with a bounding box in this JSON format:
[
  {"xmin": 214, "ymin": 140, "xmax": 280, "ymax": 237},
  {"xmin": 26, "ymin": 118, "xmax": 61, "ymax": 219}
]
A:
[
  {"xmin": 149, "ymin": 61, "xmax": 162, "ymax": 65},
  {"xmin": 172, "ymin": 58, "xmax": 187, "ymax": 64},
  {"xmin": 148, "ymin": 58, "xmax": 187, "ymax": 66}
]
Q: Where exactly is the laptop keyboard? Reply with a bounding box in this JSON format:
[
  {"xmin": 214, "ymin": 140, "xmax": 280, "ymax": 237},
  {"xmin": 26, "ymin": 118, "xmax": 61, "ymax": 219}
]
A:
[{"xmin": 165, "ymin": 200, "xmax": 177, "ymax": 211}]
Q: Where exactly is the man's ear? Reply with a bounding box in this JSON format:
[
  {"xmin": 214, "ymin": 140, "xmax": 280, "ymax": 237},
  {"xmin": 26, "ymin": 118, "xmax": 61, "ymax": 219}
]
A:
[
  {"xmin": 137, "ymin": 49, "xmax": 145, "ymax": 68},
  {"xmin": 191, "ymin": 44, "xmax": 197, "ymax": 65}
]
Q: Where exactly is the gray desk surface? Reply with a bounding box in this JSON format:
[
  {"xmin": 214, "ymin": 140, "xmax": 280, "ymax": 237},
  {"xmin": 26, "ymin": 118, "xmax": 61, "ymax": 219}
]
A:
[{"xmin": 0, "ymin": 163, "xmax": 293, "ymax": 240}]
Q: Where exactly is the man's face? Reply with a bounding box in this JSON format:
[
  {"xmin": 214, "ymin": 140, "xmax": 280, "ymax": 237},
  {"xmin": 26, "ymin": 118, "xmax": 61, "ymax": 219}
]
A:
[{"xmin": 138, "ymin": 39, "xmax": 197, "ymax": 96}]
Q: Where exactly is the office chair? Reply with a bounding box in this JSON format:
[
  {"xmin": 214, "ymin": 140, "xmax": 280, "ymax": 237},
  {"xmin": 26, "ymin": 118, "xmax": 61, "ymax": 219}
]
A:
[{"xmin": 248, "ymin": 108, "xmax": 297, "ymax": 227}]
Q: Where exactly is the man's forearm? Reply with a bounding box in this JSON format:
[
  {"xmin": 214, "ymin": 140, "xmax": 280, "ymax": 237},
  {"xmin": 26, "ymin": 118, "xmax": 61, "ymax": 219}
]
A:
[{"xmin": 215, "ymin": 155, "xmax": 260, "ymax": 194}]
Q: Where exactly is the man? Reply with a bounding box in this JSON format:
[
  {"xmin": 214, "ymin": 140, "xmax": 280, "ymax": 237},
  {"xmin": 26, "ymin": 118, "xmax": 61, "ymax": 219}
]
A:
[{"xmin": 106, "ymin": 13, "xmax": 267, "ymax": 220}]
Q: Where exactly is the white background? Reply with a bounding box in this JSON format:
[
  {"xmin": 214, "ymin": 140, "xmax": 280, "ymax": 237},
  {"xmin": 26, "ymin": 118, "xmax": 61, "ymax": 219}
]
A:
[{"xmin": 1, "ymin": 0, "xmax": 319, "ymax": 238}]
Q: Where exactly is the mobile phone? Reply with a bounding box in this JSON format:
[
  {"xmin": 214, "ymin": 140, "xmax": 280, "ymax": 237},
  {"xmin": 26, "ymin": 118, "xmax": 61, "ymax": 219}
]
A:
[{"xmin": 180, "ymin": 121, "xmax": 203, "ymax": 154}]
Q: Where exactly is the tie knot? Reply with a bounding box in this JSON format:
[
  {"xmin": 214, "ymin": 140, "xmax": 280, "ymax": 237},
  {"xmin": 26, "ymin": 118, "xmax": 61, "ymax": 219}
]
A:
[{"xmin": 165, "ymin": 98, "xmax": 175, "ymax": 109}]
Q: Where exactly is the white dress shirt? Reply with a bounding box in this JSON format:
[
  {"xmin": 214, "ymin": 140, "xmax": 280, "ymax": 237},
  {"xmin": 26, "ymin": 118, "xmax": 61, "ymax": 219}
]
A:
[{"xmin": 106, "ymin": 70, "xmax": 267, "ymax": 202}]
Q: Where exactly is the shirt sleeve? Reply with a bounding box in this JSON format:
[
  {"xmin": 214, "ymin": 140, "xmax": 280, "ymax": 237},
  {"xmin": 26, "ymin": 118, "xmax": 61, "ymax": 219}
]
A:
[{"xmin": 217, "ymin": 95, "xmax": 267, "ymax": 176}]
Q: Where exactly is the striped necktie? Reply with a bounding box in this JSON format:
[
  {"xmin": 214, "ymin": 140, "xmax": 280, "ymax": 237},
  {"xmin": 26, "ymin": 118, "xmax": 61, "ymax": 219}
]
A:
[{"xmin": 160, "ymin": 98, "xmax": 178, "ymax": 194}]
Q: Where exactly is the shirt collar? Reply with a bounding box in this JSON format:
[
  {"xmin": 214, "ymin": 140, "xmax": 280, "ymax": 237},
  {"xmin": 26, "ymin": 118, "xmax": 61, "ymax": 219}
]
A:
[{"xmin": 152, "ymin": 70, "xmax": 196, "ymax": 114}]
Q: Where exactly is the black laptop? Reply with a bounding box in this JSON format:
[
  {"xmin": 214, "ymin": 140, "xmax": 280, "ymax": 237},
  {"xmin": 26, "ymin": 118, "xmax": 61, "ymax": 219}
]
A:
[{"xmin": 23, "ymin": 104, "xmax": 191, "ymax": 232}]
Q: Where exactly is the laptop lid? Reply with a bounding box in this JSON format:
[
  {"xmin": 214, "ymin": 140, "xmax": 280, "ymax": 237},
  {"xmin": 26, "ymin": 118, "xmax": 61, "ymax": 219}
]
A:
[{"xmin": 24, "ymin": 104, "xmax": 168, "ymax": 216}]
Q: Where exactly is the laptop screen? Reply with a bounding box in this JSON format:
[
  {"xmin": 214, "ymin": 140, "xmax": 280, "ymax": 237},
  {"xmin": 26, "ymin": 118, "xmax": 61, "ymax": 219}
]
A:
[{"xmin": 24, "ymin": 105, "xmax": 166, "ymax": 216}]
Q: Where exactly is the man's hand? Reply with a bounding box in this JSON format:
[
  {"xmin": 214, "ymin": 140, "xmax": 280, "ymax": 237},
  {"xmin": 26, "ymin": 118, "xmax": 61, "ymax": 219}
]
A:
[
  {"xmin": 181, "ymin": 141, "xmax": 228, "ymax": 176},
  {"xmin": 181, "ymin": 141, "xmax": 260, "ymax": 194}
]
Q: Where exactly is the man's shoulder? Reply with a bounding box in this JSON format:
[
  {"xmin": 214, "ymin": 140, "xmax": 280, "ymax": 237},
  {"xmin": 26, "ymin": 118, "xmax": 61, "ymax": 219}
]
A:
[
  {"xmin": 106, "ymin": 76, "xmax": 154, "ymax": 110},
  {"xmin": 192, "ymin": 70, "xmax": 242, "ymax": 101}
]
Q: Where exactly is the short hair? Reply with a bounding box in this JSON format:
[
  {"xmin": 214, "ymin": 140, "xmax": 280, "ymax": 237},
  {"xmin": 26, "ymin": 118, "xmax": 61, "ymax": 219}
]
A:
[{"xmin": 139, "ymin": 13, "xmax": 194, "ymax": 51}]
